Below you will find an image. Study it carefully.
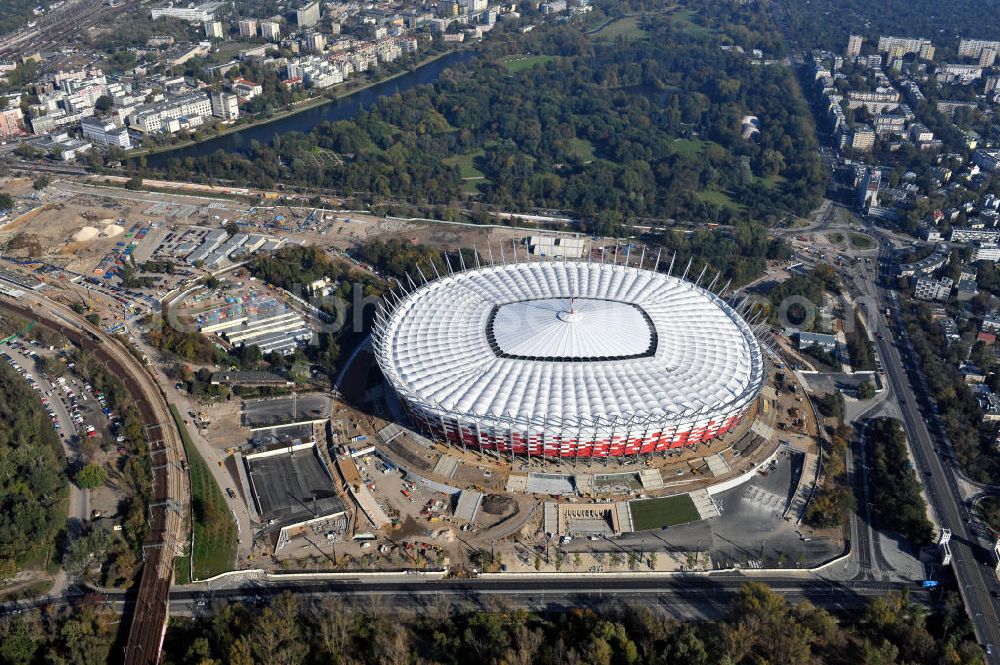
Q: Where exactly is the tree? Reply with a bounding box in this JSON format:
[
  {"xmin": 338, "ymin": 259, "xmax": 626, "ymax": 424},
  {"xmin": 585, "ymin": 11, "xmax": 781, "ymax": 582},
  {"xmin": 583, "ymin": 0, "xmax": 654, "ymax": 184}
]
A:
[
  {"xmin": 0, "ymin": 192, "xmax": 13, "ymax": 210},
  {"xmin": 94, "ymin": 95, "xmax": 113, "ymax": 113},
  {"xmin": 32, "ymin": 176, "xmax": 50, "ymax": 190},
  {"xmin": 858, "ymin": 380, "xmax": 876, "ymax": 400},
  {"xmin": 224, "ymin": 220, "xmax": 240, "ymax": 236},
  {"xmin": 75, "ymin": 463, "xmax": 107, "ymax": 489},
  {"xmin": 124, "ymin": 176, "xmax": 144, "ymax": 190}
]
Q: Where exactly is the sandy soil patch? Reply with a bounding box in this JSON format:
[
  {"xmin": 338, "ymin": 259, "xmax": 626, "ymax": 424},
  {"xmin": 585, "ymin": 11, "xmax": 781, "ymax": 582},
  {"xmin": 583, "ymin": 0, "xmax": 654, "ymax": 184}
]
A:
[
  {"xmin": 74, "ymin": 226, "xmax": 100, "ymax": 242},
  {"xmin": 100, "ymin": 223, "xmax": 124, "ymax": 238}
]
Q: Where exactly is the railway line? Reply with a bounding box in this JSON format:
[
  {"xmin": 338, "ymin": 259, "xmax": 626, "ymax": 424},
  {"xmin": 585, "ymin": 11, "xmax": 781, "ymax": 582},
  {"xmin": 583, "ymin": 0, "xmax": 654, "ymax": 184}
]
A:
[
  {"xmin": 0, "ymin": 295, "xmax": 186, "ymax": 665},
  {"xmin": 0, "ymin": 0, "xmax": 127, "ymax": 60}
]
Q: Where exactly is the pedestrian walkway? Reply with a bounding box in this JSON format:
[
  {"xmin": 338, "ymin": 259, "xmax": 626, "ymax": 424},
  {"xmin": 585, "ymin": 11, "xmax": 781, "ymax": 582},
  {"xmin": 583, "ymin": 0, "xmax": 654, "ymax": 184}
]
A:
[
  {"xmin": 785, "ymin": 451, "xmax": 818, "ymax": 522},
  {"xmin": 690, "ymin": 489, "xmax": 720, "ymax": 520}
]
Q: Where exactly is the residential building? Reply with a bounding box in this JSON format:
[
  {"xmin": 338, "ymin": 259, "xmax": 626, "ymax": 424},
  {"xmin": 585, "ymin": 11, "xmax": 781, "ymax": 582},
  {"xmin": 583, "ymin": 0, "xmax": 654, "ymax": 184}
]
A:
[
  {"xmin": 877, "ymin": 35, "xmax": 934, "ymax": 60},
  {"xmin": 126, "ymin": 91, "xmax": 212, "ymax": 133},
  {"xmin": 238, "ymin": 19, "xmax": 258, "ymax": 38},
  {"xmin": 80, "ymin": 116, "xmax": 132, "ymax": 148},
  {"xmin": 261, "ymin": 20, "xmax": 281, "ymax": 41},
  {"xmin": 914, "ymin": 276, "xmax": 953, "ymax": 301},
  {"xmin": 846, "ymin": 90, "xmax": 900, "ymax": 114},
  {"xmin": 204, "ymin": 20, "xmax": 224, "ymax": 39},
  {"xmin": 847, "ymin": 34, "xmax": 863, "ymax": 58},
  {"xmin": 940, "ymin": 318, "xmax": 961, "ymax": 343},
  {"xmin": 873, "ymin": 113, "xmax": 906, "ymax": 138},
  {"xmin": 232, "ymin": 78, "xmax": 262, "ymax": 100},
  {"xmin": 974, "ymin": 242, "xmax": 1000, "ymax": 262},
  {"xmin": 957, "ymin": 274, "xmax": 979, "ymax": 301},
  {"xmin": 937, "ymin": 100, "xmax": 977, "ymax": 117},
  {"xmin": 898, "ymin": 244, "xmax": 950, "ymax": 277},
  {"xmin": 937, "ymin": 63, "xmax": 983, "ymax": 84},
  {"xmin": 210, "ymin": 90, "xmax": 239, "ymax": 120},
  {"xmin": 950, "ymin": 227, "xmax": 1000, "ymax": 243},
  {"xmin": 850, "ymin": 125, "xmax": 876, "ymax": 152},
  {"xmin": 973, "ymin": 149, "xmax": 1000, "ymax": 173},
  {"xmin": 286, "ymin": 55, "xmax": 343, "ymax": 88},
  {"xmin": 958, "ymin": 38, "xmax": 1000, "ymax": 59},
  {"xmin": 150, "ymin": 1, "xmax": 222, "ymax": 21},
  {"xmin": 296, "ymin": 1, "xmax": 320, "ymax": 27},
  {"xmin": 910, "ymin": 123, "xmax": 934, "ymax": 143},
  {"xmin": 982, "ymin": 313, "xmax": 1000, "ymax": 333},
  {"xmin": 305, "ymin": 32, "xmax": 326, "ymax": 52},
  {"xmin": 0, "ymin": 106, "xmax": 26, "ymax": 138}
]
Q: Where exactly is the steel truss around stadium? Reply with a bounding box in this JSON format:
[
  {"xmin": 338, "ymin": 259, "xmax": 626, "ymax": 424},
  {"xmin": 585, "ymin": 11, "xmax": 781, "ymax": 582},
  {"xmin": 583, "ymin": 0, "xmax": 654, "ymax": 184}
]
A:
[{"xmin": 372, "ymin": 242, "xmax": 773, "ymax": 460}]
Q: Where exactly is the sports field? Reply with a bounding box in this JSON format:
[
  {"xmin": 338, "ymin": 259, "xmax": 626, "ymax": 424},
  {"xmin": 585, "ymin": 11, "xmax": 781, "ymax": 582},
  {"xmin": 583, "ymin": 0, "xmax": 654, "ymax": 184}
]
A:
[{"xmin": 629, "ymin": 494, "xmax": 700, "ymax": 531}]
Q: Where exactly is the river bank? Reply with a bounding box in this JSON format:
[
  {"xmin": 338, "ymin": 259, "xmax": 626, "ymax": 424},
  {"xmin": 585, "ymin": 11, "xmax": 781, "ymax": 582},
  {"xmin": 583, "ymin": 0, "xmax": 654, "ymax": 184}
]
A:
[{"xmin": 140, "ymin": 49, "xmax": 476, "ymax": 166}]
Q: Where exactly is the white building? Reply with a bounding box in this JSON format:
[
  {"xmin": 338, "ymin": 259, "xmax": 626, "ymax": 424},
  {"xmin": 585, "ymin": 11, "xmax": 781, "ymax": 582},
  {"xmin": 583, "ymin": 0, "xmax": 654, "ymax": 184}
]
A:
[
  {"xmin": 305, "ymin": 32, "xmax": 326, "ymax": 52},
  {"xmin": 210, "ymin": 90, "xmax": 239, "ymax": 120},
  {"xmin": 238, "ymin": 19, "xmax": 259, "ymax": 38},
  {"xmin": 127, "ymin": 91, "xmax": 213, "ymax": 134},
  {"xmin": 914, "ymin": 276, "xmax": 953, "ymax": 301},
  {"xmin": 260, "ymin": 20, "xmax": 281, "ymax": 41},
  {"xmin": 150, "ymin": 2, "xmax": 222, "ymax": 22},
  {"xmin": 958, "ymin": 39, "xmax": 1000, "ymax": 59},
  {"xmin": 974, "ymin": 242, "xmax": 1000, "ymax": 263},
  {"xmin": 296, "ymin": 1, "xmax": 320, "ymax": 27},
  {"xmin": 204, "ymin": 20, "xmax": 224, "ymax": 39},
  {"xmin": 232, "ymin": 78, "xmax": 262, "ymax": 100},
  {"xmin": 80, "ymin": 117, "xmax": 132, "ymax": 149}
]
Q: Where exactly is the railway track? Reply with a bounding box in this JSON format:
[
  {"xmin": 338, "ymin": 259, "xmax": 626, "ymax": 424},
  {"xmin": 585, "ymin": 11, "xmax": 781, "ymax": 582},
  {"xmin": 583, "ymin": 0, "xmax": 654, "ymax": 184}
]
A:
[
  {"xmin": 0, "ymin": 296, "xmax": 185, "ymax": 664},
  {"xmin": 0, "ymin": 0, "xmax": 126, "ymax": 59}
]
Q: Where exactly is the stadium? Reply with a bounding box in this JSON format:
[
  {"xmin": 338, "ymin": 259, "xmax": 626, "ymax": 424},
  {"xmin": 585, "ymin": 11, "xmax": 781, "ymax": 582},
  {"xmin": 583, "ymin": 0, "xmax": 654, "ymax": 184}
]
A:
[{"xmin": 372, "ymin": 258, "xmax": 766, "ymax": 459}]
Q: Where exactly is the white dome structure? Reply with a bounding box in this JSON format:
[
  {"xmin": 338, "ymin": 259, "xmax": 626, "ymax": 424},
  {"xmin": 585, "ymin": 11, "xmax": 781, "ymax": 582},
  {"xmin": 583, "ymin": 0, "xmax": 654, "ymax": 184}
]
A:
[{"xmin": 372, "ymin": 258, "xmax": 765, "ymax": 458}]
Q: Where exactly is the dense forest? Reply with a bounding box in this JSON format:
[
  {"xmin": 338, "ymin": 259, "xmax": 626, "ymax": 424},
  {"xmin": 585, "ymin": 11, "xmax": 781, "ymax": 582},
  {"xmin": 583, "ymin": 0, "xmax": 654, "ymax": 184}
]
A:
[
  {"xmin": 138, "ymin": 0, "xmax": 826, "ymax": 231},
  {"xmin": 866, "ymin": 417, "xmax": 934, "ymax": 547},
  {"xmin": 0, "ymin": 362, "xmax": 66, "ymax": 579},
  {"xmin": 154, "ymin": 582, "xmax": 986, "ymax": 665},
  {"xmin": 0, "ymin": 0, "xmax": 44, "ymax": 36}
]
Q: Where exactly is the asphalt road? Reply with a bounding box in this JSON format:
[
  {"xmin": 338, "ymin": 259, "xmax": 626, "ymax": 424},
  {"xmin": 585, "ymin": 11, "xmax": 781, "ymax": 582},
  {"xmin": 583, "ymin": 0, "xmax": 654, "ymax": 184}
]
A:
[
  {"xmin": 858, "ymin": 232, "xmax": 1000, "ymax": 659},
  {"xmin": 0, "ymin": 575, "xmax": 936, "ymax": 620}
]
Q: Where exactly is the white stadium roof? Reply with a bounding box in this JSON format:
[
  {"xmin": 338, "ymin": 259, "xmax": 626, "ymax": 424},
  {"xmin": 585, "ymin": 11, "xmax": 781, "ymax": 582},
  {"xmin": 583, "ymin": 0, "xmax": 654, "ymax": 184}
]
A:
[{"xmin": 375, "ymin": 260, "xmax": 764, "ymax": 429}]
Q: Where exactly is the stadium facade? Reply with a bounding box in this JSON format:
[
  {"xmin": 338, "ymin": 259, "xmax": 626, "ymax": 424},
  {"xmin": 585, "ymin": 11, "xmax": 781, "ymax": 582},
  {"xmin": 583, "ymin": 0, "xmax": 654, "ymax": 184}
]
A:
[{"xmin": 373, "ymin": 256, "xmax": 765, "ymax": 459}]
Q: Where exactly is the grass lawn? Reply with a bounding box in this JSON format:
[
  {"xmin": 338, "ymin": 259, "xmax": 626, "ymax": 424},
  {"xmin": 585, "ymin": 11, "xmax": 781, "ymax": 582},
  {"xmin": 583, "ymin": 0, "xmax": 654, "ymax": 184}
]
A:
[
  {"xmin": 503, "ymin": 55, "xmax": 558, "ymax": 73},
  {"xmin": 667, "ymin": 138, "xmax": 712, "ymax": 157},
  {"xmin": 696, "ymin": 189, "xmax": 745, "ymax": 210},
  {"xmin": 629, "ymin": 494, "xmax": 701, "ymax": 531},
  {"xmin": 590, "ymin": 15, "xmax": 647, "ymax": 40},
  {"xmin": 170, "ymin": 405, "xmax": 237, "ymax": 580},
  {"xmin": 570, "ymin": 137, "xmax": 597, "ymax": 162},
  {"xmin": 443, "ymin": 150, "xmax": 486, "ymax": 179},
  {"xmin": 668, "ymin": 8, "xmax": 713, "ymax": 38},
  {"xmin": 850, "ymin": 232, "xmax": 877, "ymax": 249}
]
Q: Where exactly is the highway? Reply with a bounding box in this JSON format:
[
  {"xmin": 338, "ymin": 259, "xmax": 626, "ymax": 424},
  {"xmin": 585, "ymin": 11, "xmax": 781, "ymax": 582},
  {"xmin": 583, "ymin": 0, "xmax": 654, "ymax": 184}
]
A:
[
  {"xmin": 852, "ymin": 232, "xmax": 1000, "ymax": 659},
  {"xmin": 0, "ymin": 574, "xmax": 937, "ymax": 621}
]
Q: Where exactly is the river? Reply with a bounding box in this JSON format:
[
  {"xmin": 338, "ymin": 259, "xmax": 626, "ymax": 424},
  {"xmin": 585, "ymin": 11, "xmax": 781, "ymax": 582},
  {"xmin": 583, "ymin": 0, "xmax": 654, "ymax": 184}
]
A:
[{"xmin": 144, "ymin": 50, "xmax": 475, "ymax": 166}]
